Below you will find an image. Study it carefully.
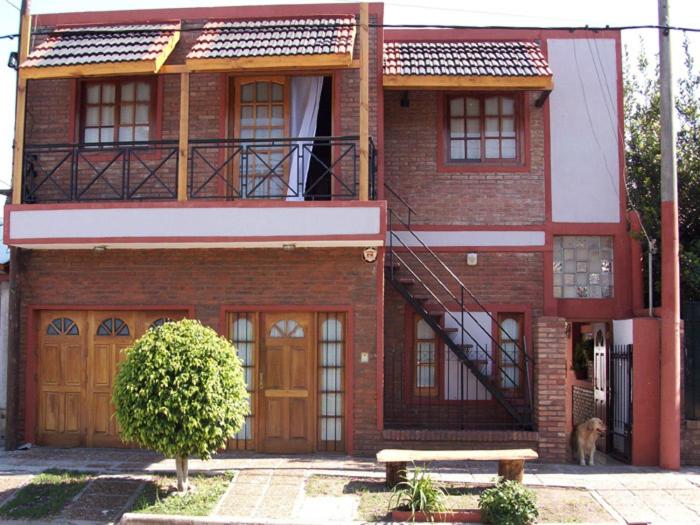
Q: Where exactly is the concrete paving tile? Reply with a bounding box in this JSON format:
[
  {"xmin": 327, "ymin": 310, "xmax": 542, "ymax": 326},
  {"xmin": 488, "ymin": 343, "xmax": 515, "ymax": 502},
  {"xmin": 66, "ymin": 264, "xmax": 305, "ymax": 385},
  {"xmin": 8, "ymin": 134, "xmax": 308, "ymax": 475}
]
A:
[{"xmin": 297, "ymin": 495, "xmax": 359, "ymax": 523}]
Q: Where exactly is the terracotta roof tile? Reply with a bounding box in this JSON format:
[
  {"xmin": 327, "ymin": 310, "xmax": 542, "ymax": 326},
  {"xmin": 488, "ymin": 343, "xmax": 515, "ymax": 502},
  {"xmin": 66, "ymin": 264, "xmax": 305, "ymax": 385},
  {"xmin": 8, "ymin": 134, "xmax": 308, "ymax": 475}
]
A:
[
  {"xmin": 187, "ymin": 17, "xmax": 356, "ymax": 60},
  {"xmin": 22, "ymin": 23, "xmax": 180, "ymax": 68},
  {"xmin": 383, "ymin": 41, "xmax": 552, "ymax": 77}
]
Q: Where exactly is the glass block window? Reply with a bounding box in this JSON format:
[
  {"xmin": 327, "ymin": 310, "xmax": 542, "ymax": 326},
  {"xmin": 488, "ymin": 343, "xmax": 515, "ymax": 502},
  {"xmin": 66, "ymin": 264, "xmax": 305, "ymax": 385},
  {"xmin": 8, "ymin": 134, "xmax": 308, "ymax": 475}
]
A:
[
  {"xmin": 318, "ymin": 313, "xmax": 345, "ymax": 452},
  {"xmin": 553, "ymin": 236, "xmax": 614, "ymax": 298},
  {"xmin": 230, "ymin": 312, "xmax": 256, "ymax": 449}
]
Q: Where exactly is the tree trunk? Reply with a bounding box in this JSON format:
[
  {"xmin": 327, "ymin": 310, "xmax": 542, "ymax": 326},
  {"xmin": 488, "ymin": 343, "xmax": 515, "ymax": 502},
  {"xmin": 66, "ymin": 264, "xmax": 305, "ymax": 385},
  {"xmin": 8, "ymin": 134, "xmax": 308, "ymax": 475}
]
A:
[{"xmin": 175, "ymin": 456, "xmax": 189, "ymax": 492}]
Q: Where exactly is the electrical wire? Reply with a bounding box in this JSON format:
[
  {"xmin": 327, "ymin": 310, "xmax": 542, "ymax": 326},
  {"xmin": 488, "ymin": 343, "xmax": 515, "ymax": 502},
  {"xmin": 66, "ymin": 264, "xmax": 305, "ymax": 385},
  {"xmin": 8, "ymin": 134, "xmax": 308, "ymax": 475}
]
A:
[
  {"xmin": 0, "ymin": 21, "xmax": 699, "ymax": 40},
  {"xmin": 2, "ymin": 0, "xmax": 18, "ymax": 11}
]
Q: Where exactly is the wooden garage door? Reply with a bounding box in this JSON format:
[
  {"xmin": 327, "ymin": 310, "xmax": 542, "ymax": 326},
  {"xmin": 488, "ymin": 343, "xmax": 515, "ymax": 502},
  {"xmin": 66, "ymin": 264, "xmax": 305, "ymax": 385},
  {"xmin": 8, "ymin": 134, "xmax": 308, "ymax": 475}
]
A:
[{"xmin": 36, "ymin": 310, "xmax": 187, "ymax": 447}]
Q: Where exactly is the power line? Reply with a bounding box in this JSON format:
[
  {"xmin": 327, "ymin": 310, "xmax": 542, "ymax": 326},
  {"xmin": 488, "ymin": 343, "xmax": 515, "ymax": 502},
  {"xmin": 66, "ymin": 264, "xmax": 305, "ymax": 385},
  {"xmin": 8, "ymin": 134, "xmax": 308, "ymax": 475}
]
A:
[
  {"xmin": 0, "ymin": 21, "xmax": 698, "ymax": 40},
  {"xmin": 2, "ymin": 0, "xmax": 19, "ymax": 11}
]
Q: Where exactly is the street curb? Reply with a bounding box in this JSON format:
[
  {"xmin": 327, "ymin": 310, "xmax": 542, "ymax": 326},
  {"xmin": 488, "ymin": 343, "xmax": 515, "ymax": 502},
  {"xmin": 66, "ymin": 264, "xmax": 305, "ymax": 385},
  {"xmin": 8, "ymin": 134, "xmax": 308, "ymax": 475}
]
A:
[{"xmin": 120, "ymin": 514, "xmax": 620, "ymax": 525}]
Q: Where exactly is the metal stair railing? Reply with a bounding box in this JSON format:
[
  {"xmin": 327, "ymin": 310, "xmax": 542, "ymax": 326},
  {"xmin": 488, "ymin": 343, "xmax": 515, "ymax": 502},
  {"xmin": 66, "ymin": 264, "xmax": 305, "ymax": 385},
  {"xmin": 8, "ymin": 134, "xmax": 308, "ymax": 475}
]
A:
[{"xmin": 384, "ymin": 184, "xmax": 534, "ymax": 427}]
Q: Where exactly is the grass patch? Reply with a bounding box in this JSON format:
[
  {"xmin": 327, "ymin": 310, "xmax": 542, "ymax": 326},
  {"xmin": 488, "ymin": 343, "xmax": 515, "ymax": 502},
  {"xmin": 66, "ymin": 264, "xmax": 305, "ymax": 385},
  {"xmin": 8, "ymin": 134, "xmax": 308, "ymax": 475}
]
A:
[
  {"xmin": 131, "ymin": 473, "xmax": 233, "ymax": 516},
  {"xmin": 0, "ymin": 469, "xmax": 91, "ymax": 520},
  {"xmin": 304, "ymin": 475, "xmax": 614, "ymax": 523}
]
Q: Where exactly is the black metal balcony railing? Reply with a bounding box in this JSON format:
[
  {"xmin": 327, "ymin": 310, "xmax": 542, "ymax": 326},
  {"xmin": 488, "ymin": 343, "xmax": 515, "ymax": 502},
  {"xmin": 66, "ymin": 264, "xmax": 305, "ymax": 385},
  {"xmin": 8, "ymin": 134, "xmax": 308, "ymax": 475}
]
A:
[
  {"xmin": 22, "ymin": 136, "xmax": 376, "ymax": 204},
  {"xmin": 23, "ymin": 141, "xmax": 179, "ymax": 203}
]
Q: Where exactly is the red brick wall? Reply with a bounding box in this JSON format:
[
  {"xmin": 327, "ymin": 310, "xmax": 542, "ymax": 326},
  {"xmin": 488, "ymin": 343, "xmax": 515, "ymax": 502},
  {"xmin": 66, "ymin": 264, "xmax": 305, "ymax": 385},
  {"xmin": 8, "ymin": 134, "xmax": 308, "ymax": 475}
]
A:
[
  {"xmin": 534, "ymin": 316, "xmax": 568, "ymax": 462},
  {"xmin": 384, "ymin": 251, "xmax": 544, "ymax": 430},
  {"xmin": 15, "ymin": 248, "xmax": 381, "ymax": 453},
  {"xmin": 384, "ymin": 90, "xmax": 545, "ymax": 225},
  {"xmin": 682, "ymin": 420, "xmax": 700, "ymax": 465},
  {"xmin": 23, "ymin": 17, "xmax": 382, "ymax": 201}
]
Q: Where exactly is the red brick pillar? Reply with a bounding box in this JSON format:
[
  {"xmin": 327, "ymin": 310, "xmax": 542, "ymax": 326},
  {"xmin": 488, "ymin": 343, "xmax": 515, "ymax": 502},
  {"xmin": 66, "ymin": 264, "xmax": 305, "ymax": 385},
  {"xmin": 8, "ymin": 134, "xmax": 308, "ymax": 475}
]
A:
[{"xmin": 534, "ymin": 316, "xmax": 568, "ymax": 462}]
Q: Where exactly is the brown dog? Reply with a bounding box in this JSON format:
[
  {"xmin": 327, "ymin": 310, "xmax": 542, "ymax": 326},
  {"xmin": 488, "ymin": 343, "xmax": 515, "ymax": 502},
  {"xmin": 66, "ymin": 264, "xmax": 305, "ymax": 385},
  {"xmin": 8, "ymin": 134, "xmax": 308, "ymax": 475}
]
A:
[{"xmin": 573, "ymin": 417, "xmax": 606, "ymax": 466}]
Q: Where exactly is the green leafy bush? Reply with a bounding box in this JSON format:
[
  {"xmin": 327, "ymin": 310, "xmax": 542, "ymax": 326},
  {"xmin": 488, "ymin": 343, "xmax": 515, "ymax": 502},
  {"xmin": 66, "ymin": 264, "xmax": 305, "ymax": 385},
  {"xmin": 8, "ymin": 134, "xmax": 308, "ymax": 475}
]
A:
[
  {"xmin": 388, "ymin": 466, "xmax": 447, "ymax": 520},
  {"xmin": 479, "ymin": 478, "xmax": 538, "ymax": 525},
  {"xmin": 113, "ymin": 319, "xmax": 248, "ymax": 491}
]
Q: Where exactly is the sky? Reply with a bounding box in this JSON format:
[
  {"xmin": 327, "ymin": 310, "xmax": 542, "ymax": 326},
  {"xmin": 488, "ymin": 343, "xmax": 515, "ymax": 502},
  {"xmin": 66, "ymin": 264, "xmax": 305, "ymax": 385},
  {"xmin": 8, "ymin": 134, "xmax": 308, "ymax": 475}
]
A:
[{"xmin": 0, "ymin": 0, "xmax": 697, "ymax": 261}]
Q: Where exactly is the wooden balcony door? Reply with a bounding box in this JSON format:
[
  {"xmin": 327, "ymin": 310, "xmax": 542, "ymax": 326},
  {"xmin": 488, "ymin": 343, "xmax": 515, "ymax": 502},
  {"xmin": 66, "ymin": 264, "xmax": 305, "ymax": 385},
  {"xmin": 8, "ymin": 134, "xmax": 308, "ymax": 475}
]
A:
[{"xmin": 260, "ymin": 313, "xmax": 315, "ymax": 453}]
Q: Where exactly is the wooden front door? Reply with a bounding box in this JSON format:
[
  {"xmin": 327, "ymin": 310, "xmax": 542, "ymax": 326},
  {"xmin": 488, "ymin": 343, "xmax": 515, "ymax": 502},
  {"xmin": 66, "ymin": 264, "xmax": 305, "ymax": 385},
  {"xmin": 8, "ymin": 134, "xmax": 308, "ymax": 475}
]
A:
[
  {"xmin": 87, "ymin": 312, "xmax": 136, "ymax": 447},
  {"xmin": 260, "ymin": 313, "xmax": 315, "ymax": 453},
  {"xmin": 37, "ymin": 312, "xmax": 88, "ymax": 447},
  {"xmin": 36, "ymin": 309, "xmax": 188, "ymax": 447}
]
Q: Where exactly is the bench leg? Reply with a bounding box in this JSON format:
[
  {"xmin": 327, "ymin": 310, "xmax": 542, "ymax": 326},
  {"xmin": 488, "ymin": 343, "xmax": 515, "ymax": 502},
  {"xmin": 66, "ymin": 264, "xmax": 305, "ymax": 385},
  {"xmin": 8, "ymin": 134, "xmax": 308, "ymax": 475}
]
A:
[
  {"xmin": 385, "ymin": 461, "xmax": 407, "ymax": 488},
  {"xmin": 498, "ymin": 459, "xmax": 525, "ymax": 483}
]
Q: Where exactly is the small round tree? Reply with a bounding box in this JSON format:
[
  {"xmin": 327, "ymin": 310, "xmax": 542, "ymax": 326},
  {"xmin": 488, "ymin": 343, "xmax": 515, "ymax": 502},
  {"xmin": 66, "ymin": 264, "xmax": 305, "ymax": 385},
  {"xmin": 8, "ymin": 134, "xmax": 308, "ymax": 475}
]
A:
[{"xmin": 113, "ymin": 319, "xmax": 249, "ymax": 492}]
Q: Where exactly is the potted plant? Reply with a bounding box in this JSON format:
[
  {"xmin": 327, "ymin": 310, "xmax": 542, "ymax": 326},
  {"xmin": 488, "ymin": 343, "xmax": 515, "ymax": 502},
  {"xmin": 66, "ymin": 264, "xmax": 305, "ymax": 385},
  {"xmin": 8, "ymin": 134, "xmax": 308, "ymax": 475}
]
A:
[
  {"xmin": 479, "ymin": 477, "xmax": 538, "ymax": 525},
  {"xmin": 388, "ymin": 466, "xmax": 481, "ymax": 523},
  {"xmin": 572, "ymin": 339, "xmax": 594, "ymax": 380}
]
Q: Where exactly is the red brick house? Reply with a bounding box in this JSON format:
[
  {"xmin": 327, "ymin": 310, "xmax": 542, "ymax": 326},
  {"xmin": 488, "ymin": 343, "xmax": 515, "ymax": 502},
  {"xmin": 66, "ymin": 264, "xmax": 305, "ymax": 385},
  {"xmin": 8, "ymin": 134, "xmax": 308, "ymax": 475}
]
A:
[{"xmin": 3, "ymin": 2, "xmax": 662, "ymax": 463}]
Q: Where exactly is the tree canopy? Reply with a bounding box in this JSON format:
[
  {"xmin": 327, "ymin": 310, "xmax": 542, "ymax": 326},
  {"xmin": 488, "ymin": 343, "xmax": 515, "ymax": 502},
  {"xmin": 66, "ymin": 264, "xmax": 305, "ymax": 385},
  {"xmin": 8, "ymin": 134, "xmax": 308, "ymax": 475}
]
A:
[{"xmin": 624, "ymin": 39, "xmax": 700, "ymax": 304}]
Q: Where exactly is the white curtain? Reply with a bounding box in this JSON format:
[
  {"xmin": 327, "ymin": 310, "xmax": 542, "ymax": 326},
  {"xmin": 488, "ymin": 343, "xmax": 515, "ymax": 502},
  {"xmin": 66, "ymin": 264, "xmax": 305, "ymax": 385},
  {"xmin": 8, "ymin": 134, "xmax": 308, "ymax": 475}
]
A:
[{"xmin": 287, "ymin": 76, "xmax": 324, "ymax": 201}]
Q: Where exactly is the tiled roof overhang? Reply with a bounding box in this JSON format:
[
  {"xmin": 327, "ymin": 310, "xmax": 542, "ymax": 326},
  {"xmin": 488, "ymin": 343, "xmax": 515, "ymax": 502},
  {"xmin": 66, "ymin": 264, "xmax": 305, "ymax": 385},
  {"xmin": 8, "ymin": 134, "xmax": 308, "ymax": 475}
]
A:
[
  {"xmin": 383, "ymin": 41, "xmax": 553, "ymax": 90},
  {"xmin": 186, "ymin": 17, "xmax": 356, "ymax": 71},
  {"xmin": 20, "ymin": 23, "xmax": 181, "ymax": 79}
]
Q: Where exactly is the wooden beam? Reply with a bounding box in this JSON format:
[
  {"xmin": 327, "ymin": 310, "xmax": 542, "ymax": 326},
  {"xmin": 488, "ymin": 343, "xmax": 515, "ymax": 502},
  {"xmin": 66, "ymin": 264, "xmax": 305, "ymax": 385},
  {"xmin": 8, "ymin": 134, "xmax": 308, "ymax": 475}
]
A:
[
  {"xmin": 535, "ymin": 89, "xmax": 552, "ymax": 108},
  {"xmin": 11, "ymin": 9, "xmax": 31, "ymax": 205},
  {"xmin": 159, "ymin": 64, "xmax": 190, "ymax": 74},
  {"xmin": 186, "ymin": 52, "xmax": 353, "ymax": 72},
  {"xmin": 383, "ymin": 74, "xmax": 554, "ymax": 91},
  {"xmin": 358, "ymin": 2, "xmax": 369, "ymax": 202},
  {"xmin": 177, "ymin": 72, "xmax": 189, "ymax": 201},
  {"xmin": 20, "ymin": 60, "xmax": 159, "ymax": 80}
]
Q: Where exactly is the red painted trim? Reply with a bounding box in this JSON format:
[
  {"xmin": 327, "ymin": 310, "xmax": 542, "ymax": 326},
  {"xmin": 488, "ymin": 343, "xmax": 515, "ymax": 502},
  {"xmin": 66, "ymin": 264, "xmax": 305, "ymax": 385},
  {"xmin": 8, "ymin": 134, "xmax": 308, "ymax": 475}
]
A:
[
  {"xmin": 9, "ymin": 234, "xmax": 384, "ymax": 246},
  {"xmin": 6, "ymin": 201, "xmax": 387, "ymax": 245},
  {"xmin": 393, "ymin": 246, "xmax": 544, "ymax": 253},
  {"xmin": 436, "ymin": 91, "xmax": 531, "ymax": 173},
  {"xmin": 629, "ymin": 211, "xmax": 644, "ymax": 312},
  {"xmin": 34, "ymin": 3, "xmax": 383, "ymax": 27},
  {"xmin": 390, "ymin": 224, "xmax": 545, "ymax": 231},
  {"xmin": 345, "ymin": 306, "xmax": 355, "ymax": 456},
  {"xmin": 24, "ymin": 304, "xmax": 193, "ymax": 444},
  {"xmin": 541, "ymin": 37, "xmax": 552, "ymax": 225},
  {"xmin": 376, "ymin": 246, "xmax": 385, "ymax": 432},
  {"xmin": 24, "ymin": 307, "xmax": 37, "ymax": 444},
  {"xmin": 6, "ymin": 200, "xmax": 385, "ymax": 211}
]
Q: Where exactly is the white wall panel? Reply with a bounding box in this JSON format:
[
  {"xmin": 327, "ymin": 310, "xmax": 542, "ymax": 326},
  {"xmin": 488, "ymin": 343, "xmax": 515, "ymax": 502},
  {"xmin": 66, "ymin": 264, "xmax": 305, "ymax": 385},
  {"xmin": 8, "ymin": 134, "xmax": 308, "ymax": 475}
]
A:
[{"xmin": 548, "ymin": 38, "xmax": 621, "ymax": 223}]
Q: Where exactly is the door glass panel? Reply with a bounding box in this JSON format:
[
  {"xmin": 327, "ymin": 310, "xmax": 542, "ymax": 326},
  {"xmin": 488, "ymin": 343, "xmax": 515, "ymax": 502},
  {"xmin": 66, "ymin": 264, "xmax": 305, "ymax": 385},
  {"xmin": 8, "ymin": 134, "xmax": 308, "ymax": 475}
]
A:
[{"xmin": 269, "ymin": 319, "xmax": 305, "ymax": 338}]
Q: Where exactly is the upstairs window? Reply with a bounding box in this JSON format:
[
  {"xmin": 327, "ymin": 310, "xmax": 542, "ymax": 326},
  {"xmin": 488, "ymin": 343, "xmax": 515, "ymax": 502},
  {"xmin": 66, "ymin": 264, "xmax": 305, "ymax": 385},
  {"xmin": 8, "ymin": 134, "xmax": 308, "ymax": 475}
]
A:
[
  {"xmin": 446, "ymin": 94, "xmax": 521, "ymax": 163},
  {"xmin": 81, "ymin": 78, "xmax": 156, "ymax": 144}
]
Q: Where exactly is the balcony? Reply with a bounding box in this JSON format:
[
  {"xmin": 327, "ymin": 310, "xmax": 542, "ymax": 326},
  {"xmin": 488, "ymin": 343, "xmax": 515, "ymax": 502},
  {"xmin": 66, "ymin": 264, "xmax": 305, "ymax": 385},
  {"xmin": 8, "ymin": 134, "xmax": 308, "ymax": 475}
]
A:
[
  {"xmin": 21, "ymin": 136, "xmax": 376, "ymax": 203},
  {"xmin": 6, "ymin": 136, "xmax": 384, "ymax": 250}
]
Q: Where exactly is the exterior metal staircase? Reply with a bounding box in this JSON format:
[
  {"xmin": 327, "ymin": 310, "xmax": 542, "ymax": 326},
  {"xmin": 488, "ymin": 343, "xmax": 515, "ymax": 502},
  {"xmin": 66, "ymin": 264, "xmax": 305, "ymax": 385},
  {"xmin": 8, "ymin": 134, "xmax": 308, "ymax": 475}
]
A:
[{"xmin": 384, "ymin": 185, "xmax": 534, "ymax": 430}]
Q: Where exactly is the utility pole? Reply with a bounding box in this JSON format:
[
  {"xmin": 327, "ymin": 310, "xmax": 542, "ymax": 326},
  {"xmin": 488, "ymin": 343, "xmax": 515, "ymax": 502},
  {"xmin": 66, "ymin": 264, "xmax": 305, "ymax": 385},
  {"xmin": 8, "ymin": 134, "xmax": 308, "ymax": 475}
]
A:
[{"xmin": 657, "ymin": 0, "xmax": 681, "ymax": 470}]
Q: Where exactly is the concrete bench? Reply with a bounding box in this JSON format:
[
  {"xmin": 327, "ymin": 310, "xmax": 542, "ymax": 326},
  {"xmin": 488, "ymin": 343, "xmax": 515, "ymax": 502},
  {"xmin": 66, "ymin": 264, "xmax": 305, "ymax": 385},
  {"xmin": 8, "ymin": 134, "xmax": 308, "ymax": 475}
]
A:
[{"xmin": 376, "ymin": 448, "xmax": 539, "ymax": 487}]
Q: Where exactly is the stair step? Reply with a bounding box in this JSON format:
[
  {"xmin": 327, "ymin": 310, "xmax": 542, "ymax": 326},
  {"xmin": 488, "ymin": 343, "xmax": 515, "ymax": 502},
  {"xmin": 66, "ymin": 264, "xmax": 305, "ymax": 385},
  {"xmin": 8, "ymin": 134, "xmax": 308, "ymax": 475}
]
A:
[
  {"xmin": 397, "ymin": 277, "xmax": 415, "ymax": 286},
  {"xmin": 444, "ymin": 327, "xmax": 459, "ymax": 334}
]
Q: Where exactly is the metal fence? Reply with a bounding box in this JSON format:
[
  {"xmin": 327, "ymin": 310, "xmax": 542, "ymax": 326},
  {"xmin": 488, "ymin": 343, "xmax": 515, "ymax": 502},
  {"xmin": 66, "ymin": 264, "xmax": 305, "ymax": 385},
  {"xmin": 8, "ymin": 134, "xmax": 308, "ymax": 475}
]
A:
[
  {"xmin": 685, "ymin": 302, "xmax": 700, "ymax": 419},
  {"xmin": 608, "ymin": 343, "xmax": 632, "ymax": 463}
]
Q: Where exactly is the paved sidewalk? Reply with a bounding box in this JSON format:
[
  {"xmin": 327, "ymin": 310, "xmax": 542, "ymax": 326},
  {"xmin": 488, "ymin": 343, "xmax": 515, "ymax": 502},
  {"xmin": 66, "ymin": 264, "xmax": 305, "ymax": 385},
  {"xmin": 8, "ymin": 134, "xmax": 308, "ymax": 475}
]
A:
[{"xmin": 1, "ymin": 447, "xmax": 700, "ymax": 523}]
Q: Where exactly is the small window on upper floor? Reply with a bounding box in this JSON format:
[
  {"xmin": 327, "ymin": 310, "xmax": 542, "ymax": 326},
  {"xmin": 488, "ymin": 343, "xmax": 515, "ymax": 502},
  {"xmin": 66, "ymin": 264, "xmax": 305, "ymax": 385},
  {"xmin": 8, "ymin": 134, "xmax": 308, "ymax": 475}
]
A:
[
  {"xmin": 445, "ymin": 94, "xmax": 521, "ymax": 164},
  {"xmin": 81, "ymin": 78, "xmax": 156, "ymax": 145}
]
